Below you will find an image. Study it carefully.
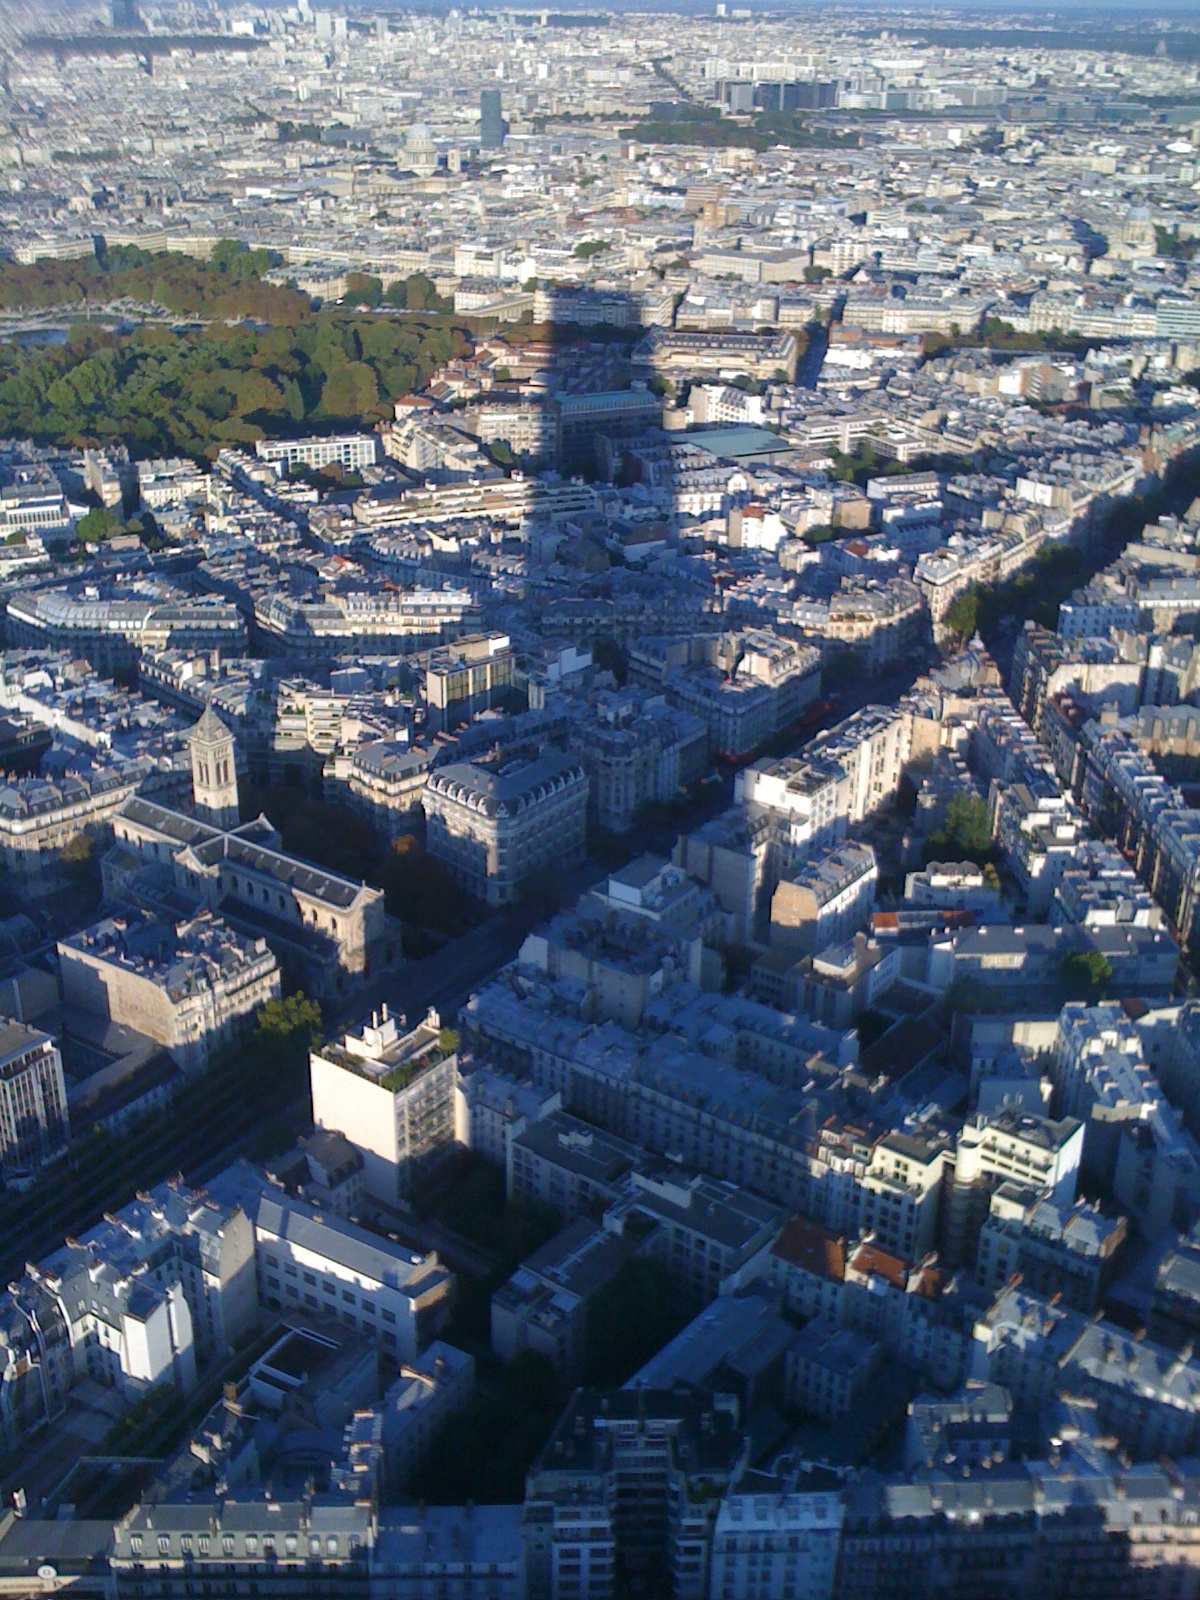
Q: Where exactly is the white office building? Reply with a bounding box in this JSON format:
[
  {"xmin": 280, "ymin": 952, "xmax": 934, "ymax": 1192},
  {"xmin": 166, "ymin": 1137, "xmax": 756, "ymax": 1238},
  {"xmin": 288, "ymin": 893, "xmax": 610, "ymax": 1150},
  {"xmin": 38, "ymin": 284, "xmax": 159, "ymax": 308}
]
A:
[
  {"xmin": 254, "ymin": 434, "xmax": 380, "ymax": 473},
  {"xmin": 248, "ymin": 1185, "xmax": 455, "ymax": 1361}
]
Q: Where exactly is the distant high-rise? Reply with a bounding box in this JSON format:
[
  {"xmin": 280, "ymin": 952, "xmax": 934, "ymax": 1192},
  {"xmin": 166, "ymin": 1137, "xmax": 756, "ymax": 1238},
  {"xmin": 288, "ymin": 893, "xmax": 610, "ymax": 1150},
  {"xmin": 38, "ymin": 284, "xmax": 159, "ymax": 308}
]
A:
[{"xmin": 480, "ymin": 88, "xmax": 505, "ymax": 151}]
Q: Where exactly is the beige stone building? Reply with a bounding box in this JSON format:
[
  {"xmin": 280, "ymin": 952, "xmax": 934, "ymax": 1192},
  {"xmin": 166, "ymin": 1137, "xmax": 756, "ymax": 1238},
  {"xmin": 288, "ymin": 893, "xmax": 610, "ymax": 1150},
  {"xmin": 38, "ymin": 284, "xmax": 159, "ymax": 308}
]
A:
[
  {"xmin": 0, "ymin": 760, "xmax": 144, "ymax": 877},
  {"xmin": 330, "ymin": 739, "xmax": 435, "ymax": 840},
  {"xmin": 58, "ymin": 909, "xmax": 280, "ymax": 1072},
  {"xmin": 423, "ymin": 749, "xmax": 588, "ymax": 906}
]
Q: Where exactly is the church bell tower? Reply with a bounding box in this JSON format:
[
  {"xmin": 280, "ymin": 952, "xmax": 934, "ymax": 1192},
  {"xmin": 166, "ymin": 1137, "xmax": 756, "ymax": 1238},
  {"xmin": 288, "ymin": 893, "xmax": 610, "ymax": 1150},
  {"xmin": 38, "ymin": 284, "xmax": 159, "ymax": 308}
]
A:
[{"xmin": 188, "ymin": 703, "xmax": 240, "ymax": 830}]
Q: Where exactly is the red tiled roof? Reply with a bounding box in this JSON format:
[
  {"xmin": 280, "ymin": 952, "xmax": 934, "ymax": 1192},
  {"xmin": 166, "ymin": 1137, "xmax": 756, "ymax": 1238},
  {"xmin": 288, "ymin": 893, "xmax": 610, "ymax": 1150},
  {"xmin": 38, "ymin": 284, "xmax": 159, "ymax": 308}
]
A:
[
  {"xmin": 771, "ymin": 1217, "xmax": 846, "ymax": 1282},
  {"xmin": 847, "ymin": 1240, "xmax": 908, "ymax": 1291}
]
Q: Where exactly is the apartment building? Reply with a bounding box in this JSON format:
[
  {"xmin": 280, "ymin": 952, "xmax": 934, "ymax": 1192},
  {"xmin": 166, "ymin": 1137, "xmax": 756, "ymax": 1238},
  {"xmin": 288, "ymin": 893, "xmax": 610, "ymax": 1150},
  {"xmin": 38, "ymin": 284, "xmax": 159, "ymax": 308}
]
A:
[
  {"xmin": 709, "ymin": 1481, "xmax": 844, "ymax": 1600},
  {"xmin": 523, "ymin": 1387, "xmax": 749, "ymax": 1600},
  {"xmin": 904, "ymin": 861, "xmax": 1003, "ymax": 914},
  {"xmin": 971, "ymin": 1287, "xmax": 1200, "ymax": 1459},
  {"xmin": 425, "ymin": 632, "xmax": 516, "ymax": 733},
  {"xmin": 58, "ymin": 910, "xmax": 280, "ymax": 1072},
  {"xmin": 1053, "ymin": 1003, "xmax": 1200, "ymax": 1239},
  {"xmin": 630, "ymin": 631, "xmax": 821, "ymax": 763},
  {"xmin": 0, "ymin": 758, "xmax": 146, "ymax": 877},
  {"xmin": 423, "ymin": 750, "xmax": 588, "ymax": 906},
  {"xmin": 0, "ymin": 479, "xmax": 74, "ymax": 544},
  {"xmin": 111, "ymin": 1494, "xmax": 373, "ymax": 1599},
  {"xmin": 255, "ymin": 587, "xmax": 474, "ymax": 658},
  {"xmin": 739, "ymin": 706, "xmax": 913, "ymax": 894},
  {"xmin": 835, "ymin": 1456, "xmax": 1200, "ymax": 1600},
  {"xmin": 857, "ymin": 1128, "xmax": 952, "ymax": 1261},
  {"xmin": 631, "ymin": 328, "xmax": 799, "ymax": 382},
  {"xmin": 455, "ymin": 1064, "xmax": 558, "ymax": 1172},
  {"xmin": 6, "ymin": 586, "xmax": 246, "ymax": 675},
  {"xmin": 338, "ymin": 739, "xmax": 434, "ymax": 840},
  {"xmin": 454, "ymin": 400, "xmax": 558, "ymax": 459},
  {"xmin": 818, "ymin": 577, "xmax": 927, "ymax": 667},
  {"xmin": 770, "ymin": 840, "xmax": 878, "ymax": 955},
  {"xmin": 568, "ymin": 691, "xmax": 707, "ymax": 835},
  {"xmin": 509, "ymin": 1112, "xmax": 641, "ymax": 1220},
  {"xmin": 0, "ymin": 1175, "xmax": 257, "ymax": 1447},
  {"xmin": 931, "ymin": 922, "xmax": 1179, "ymax": 1010},
  {"xmin": 785, "ymin": 1316, "xmax": 883, "ymax": 1421},
  {"xmin": 267, "ymin": 1130, "xmax": 365, "ymax": 1220},
  {"xmin": 381, "ymin": 1340, "xmax": 475, "ymax": 1493},
  {"xmin": 975, "ymin": 1182, "xmax": 1127, "ymax": 1311},
  {"xmin": 310, "ymin": 1006, "xmax": 458, "ymax": 1208},
  {"xmin": 136, "ymin": 457, "xmax": 211, "ymax": 510},
  {"xmin": 374, "ymin": 1506, "xmax": 525, "ymax": 1600},
  {"xmin": 990, "ymin": 782, "xmax": 1085, "ymax": 915},
  {"xmin": 606, "ymin": 1168, "xmax": 787, "ymax": 1306},
  {"xmin": 491, "ymin": 1218, "xmax": 633, "ymax": 1380},
  {"xmin": 0, "ymin": 1019, "xmax": 69, "ymax": 1180}
]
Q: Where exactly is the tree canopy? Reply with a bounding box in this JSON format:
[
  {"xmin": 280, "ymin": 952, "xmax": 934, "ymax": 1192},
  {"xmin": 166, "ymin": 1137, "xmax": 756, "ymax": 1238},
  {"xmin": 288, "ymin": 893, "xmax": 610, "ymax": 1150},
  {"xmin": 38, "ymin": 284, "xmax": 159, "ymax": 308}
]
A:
[
  {"xmin": 76, "ymin": 505, "xmax": 124, "ymax": 543},
  {"xmin": 1059, "ymin": 950, "xmax": 1113, "ymax": 1004},
  {"xmin": 0, "ymin": 246, "xmax": 469, "ymax": 458},
  {"xmin": 0, "ymin": 240, "xmax": 305, "ymax": 322},
  {"xmin": 923, "ymin": 794, "xmax": 994, "ymax": 867},
  {"xmin": 382, "ymin": 272, "xmax": 452, "ymax": 313},
  {"xmin": 0, "ymin": 308, "xmax": 468, "ymax": 459},
  {"xmin": 250, "ymin": 994, "xmax": 323, "ymax": 1107},
  {"xmin": 943, "ymin": 588, "xmax": 979, "ymax": 643}
]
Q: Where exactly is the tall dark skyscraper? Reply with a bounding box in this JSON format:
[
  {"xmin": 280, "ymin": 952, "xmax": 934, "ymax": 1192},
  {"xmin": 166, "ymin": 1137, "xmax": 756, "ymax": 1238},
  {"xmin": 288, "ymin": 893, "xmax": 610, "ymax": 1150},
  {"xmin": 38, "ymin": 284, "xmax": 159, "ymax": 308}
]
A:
[{"xmin": 480, "ymin": 88, "xmax": 505, "ymax": 151}]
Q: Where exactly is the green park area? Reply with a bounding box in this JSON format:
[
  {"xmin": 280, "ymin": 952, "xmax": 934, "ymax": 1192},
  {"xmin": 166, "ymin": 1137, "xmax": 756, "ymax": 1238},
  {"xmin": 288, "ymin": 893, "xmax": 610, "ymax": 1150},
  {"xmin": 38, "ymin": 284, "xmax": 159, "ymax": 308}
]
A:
[
  {"xmin": 622, "ymin": 104, "xmax": 858, "ymax": 152},
  {"xmin": 0, "ymin": 244, "xmax": 468, "ymax": 459}
]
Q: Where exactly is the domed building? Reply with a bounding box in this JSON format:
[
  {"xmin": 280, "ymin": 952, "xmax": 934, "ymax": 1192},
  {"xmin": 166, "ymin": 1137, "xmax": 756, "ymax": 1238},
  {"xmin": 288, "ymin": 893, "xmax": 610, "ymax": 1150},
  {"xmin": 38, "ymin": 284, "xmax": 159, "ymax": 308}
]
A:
[{"xmin": 404, "ymin": 121, "xmax": 438, "ymax": 177}]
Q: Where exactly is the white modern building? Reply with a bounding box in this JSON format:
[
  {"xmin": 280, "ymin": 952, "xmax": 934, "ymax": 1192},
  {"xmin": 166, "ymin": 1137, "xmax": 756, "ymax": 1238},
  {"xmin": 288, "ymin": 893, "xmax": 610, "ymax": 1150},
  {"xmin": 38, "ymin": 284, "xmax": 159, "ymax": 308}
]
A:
[
  {"xmin": 244, "ymin": 1182, "xmax": 455, "ymax": 1361},
  {"xmin": 310, "ymin": 1006, "xmax": 458, "ymax": 1209},
  {"xmin": 943, "ymin": 1110, "xmax": 1085, "ymax": 1265},
  {"xmin": 904, "ymin": 861, "xmax": 1004, "ymax": 915},
  {"xmin": 254, "ymin": 433, "xmax": 380, "ymax": 473}
]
